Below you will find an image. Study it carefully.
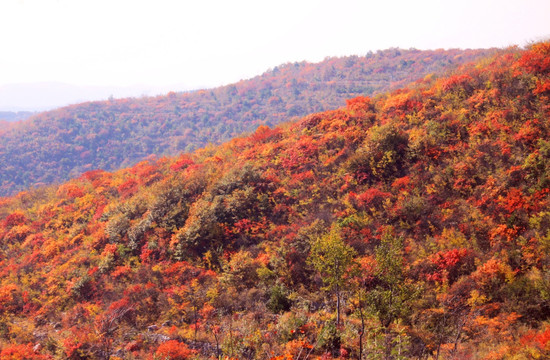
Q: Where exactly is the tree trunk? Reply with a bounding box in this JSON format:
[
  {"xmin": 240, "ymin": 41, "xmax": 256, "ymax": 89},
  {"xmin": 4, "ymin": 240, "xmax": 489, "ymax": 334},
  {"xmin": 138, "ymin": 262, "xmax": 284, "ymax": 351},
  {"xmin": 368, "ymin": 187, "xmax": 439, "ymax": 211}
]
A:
[
  {"xmin": 213, "ymin": 330, "xmax": 221, "ymax": 360},
  {"xmin": 358, "ymin": 303, "xmax": 365, "ymax": 360},
  {"xmin": 384, "ymin": 327, "xmax": 391, "ymax": 360},
  {"xmin": 336, "ymin": 289, "xmax": 341, "ymax": 328}
]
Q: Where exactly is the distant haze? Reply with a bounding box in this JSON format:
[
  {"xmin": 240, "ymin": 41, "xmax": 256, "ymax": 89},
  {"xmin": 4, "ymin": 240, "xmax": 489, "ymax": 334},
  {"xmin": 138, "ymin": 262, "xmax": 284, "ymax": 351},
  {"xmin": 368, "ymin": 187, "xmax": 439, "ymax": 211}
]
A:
[
  {"xmin": 0, "ymin": 82, "xmax": 192, "ymax": 112},
  {"xmin": 0, "ymin": 0, "xmax": 549, "ymax": 111}
]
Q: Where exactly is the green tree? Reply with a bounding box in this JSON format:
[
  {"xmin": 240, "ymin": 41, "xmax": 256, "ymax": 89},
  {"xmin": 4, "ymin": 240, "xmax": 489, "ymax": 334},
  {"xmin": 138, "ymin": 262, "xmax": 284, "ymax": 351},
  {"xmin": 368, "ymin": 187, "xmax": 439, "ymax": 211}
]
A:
[
  {"xmin": 309, "ymin": 226, "xmax": 357, "ymax": 328},
  {"xmin": 367, "ymin": 227, "xmax": 418, "ymax": 359}
]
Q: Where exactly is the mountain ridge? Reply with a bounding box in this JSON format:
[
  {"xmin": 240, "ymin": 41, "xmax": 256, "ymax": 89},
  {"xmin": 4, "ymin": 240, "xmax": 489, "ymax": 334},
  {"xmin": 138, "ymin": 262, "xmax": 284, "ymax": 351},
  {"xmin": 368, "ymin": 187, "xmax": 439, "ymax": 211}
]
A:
[
  {"xmin": 0, "ymin": 82, "xmax": 194, "ymax": 112},
  {"xmin": 0, "ymin": 47, "xmax": 494, "ymax": 196},
  {"xmin": 0, "ymin": 42, "xmax": 548, "ymax": 358}
]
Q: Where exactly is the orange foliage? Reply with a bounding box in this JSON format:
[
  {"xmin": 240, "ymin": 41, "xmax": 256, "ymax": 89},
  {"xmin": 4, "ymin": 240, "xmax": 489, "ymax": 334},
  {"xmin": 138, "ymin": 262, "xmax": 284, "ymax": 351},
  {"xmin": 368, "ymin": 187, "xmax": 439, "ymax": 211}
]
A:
[
  {"xmin": 154, "ymin": 340, "xmax": 195, "ymax": 360},
  {"xmin": 0, "ymin": 344, "xmax": 50, "ymax": 360},
  {"xmin": 0, "ymin": 42, "xmax": 548, "ymax": 359}
]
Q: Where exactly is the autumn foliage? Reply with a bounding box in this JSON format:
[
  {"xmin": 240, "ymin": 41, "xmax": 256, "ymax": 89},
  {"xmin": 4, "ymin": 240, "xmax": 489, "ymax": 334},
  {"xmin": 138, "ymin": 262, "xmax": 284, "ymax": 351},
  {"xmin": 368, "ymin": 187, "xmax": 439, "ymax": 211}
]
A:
[
  {"xmin": 0, "ymin": 43, "xmax": 549, "ymax": 359},
  {"xmin": 0, "ymin": 48, "xmax": 493, "ymax": 196}
]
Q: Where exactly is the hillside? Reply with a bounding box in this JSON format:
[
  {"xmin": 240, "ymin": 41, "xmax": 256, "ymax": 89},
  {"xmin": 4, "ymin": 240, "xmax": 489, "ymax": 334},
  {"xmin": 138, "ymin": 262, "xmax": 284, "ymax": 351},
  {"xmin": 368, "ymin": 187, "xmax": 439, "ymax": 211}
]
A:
[
  {"xmin": 0, "ymin": 48, "xmax": 493, "ymax": 196},
  {"xmin": 0, "ymin": 111, "xmax": 35, "ymax": 123},
  {"xmin": 0, "ymin": 111, "xmax": 35, "ymax": 133},
  {"xmin": 0, "ymin": 42, "xmax": 549, "ymax": 359}
]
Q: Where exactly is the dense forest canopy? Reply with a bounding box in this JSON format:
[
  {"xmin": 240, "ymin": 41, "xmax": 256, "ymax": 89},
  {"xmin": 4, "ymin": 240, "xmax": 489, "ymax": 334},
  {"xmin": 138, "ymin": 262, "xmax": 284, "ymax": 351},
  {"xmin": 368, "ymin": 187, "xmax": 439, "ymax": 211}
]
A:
[
  {"xmin": 0, "ymin": 42, "xmax": 549, "ymax": 359},
  {"xmin": 0, "ymin": 48, "xmax": 493, "ymax": 196},
  {"xmin": 0, "ymin": 43, "xmax": 550, "ymax": 359}
]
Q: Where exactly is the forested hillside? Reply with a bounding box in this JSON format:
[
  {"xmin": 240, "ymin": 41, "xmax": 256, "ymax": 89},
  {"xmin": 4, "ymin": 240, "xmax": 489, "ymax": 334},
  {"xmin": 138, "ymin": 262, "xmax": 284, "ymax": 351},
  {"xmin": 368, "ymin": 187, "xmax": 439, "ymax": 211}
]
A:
[
  {"xmin": 0, "ymin": 111, "xmax": 35, "ymax": 133},
  {"xmin": 0, "ymin": 111, "xmax": 35, "ymax": 123},
  {"xmin": 0, "ymin": 43, "xmax": 549, "ymax": 359},
  {"xmin": 0, "ymin": 48, "xmax": 493, "ymax": 196}
]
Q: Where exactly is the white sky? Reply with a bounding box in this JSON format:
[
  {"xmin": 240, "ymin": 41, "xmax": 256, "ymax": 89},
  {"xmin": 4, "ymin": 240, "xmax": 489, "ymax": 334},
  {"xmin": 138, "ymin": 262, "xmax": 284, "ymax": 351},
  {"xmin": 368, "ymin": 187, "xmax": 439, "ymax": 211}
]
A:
[{"xmin": 1, "ymin": 0, "xmax": 549, "ymax": 90}]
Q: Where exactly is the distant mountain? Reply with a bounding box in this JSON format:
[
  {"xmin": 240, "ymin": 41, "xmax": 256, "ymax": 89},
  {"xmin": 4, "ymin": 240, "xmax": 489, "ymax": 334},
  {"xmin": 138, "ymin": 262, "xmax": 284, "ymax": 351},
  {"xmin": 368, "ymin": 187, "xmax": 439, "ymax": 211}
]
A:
[
  {"xmin": 0, "ymin": 82, "xmax": 187, "ymax": 112},
  {"xmin": 0, "ymin": 42, "xmax": 548, "ymax": 359},
  {"xmin": 0, "ymin": 48, "xmax": 494, "ymax": 195},
  {"xmin": 0, "ymin": 111, "xmax": 36, "ymax": 122},
  {"xmin": 0, "ymin": 111, "xmax": 36, "ymax": 133}
]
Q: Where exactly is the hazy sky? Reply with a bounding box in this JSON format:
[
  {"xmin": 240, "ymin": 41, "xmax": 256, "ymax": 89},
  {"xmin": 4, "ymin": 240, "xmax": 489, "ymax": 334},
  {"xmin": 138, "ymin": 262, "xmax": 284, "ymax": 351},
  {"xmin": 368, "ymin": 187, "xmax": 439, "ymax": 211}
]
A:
[{"xmin": 1, "ymin": 0, "xmax": 549, "ymax": 91}]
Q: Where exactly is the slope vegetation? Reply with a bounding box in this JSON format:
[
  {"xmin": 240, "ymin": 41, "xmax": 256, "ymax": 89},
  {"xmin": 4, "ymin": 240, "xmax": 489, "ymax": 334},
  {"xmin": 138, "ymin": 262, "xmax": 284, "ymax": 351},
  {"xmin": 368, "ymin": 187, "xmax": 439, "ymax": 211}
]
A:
[
  {"xmin": 0, "ymin": 48, "xmax": 492, "ymax": 196},
  {"xmin": 0, "ymin": 43, "xmax": 549, "ymax": 359}
]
